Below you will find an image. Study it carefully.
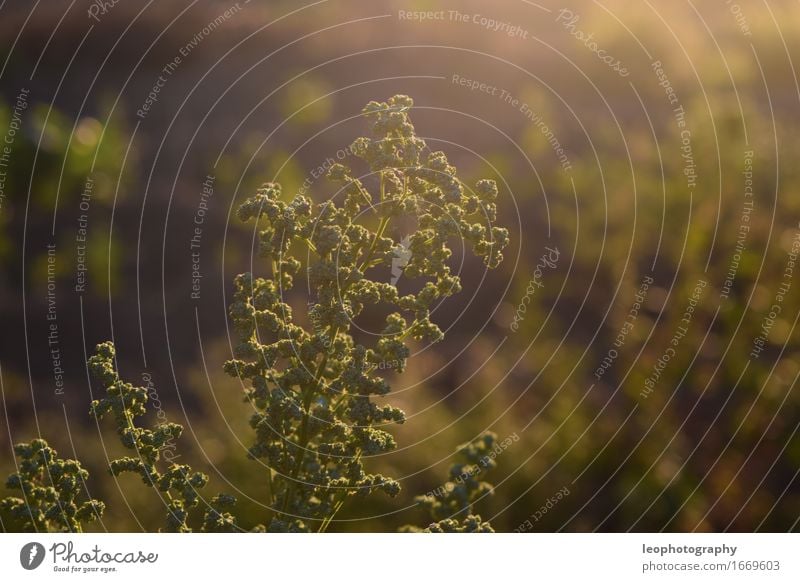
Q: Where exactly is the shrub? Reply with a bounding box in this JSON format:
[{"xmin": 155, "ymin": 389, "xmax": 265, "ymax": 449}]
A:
[
  {"xmin": 0, "ymin": 440, "xmax": 104, "ymax": 532},
  {"xmin": 402, "ymin": 433, "xmax": 500, "ymax": 532}
]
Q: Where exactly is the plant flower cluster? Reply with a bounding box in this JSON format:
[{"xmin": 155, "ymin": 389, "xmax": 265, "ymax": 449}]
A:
[{"xmin": 2, "ymin": 95, "xmax": 509, "ymax": 533}]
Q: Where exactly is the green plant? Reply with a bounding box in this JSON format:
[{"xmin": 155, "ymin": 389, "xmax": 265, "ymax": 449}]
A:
[
  {"xmin": 0, "ymin": 440, "xmax": 104, "ymax": 532},
  {"xmin": 226, "ymin": 94, "xmax": 507, "ymax": 532},
  {"xmin": 88, "ymin": 342, "xmax": 220, "ymax": 532},
  {"xmin": 1, "ymin": 95, "xmax": 508, "ymax": 533},
  {"xmin": 402, "ymin": 433, "xmax": 499, "ymax": 532}
]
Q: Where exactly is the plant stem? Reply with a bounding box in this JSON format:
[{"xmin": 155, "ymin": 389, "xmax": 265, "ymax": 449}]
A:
[
  {"xmin": 279, "ymin": 325, "xmax": 340, "ymax": 518},
  {"xmin": 265, "ymin": 467, "xmax": 274, "ymax": 507},
  {"xmin": 317, "ymin": 451, "xmax": 362, "ymax": 532},
  {"xmin": 280, "ymin": 171, "xmax": 410, "ymax": 526}
]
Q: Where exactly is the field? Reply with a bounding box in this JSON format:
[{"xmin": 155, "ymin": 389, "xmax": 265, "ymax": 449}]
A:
[{"xmin": 1, "ymin": 0, "xmax": 799, "ymax": 532}]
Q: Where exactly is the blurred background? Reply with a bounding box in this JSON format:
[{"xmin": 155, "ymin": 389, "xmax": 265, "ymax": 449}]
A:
[{"xmin": 1, "ymin": 0, "xmax": 799, "ymax": 532}]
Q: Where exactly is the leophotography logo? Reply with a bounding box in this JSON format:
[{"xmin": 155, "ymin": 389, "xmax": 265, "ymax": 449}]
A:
[{"xmin": 19, "ymin": 542, "xmax": 46, "ymax": 570}]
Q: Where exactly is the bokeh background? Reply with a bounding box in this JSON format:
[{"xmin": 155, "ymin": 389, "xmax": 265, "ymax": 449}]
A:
[{"xmin": 1, "ymin": 0, "xmax": 799, "ymax": 532}]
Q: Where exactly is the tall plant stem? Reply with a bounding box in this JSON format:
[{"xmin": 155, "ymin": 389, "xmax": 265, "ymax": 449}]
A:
[{"xmin": 279, "ymin": 171, "xmax": 409, "ymax": 524}]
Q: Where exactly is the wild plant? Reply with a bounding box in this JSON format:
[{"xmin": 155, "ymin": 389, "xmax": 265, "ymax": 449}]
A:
[{"xmin": 2, "ymin": 95, "xmax": 508, "ymax": 533}]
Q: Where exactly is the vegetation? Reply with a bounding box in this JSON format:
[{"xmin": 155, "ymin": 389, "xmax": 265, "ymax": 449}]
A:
[
  {"xmin": 1, "ymin": 95, "xmax": 508, "ymax": 532},
  {"xmin": 3, "ymin": 2, "xmax": 800, "ymax": 532}
]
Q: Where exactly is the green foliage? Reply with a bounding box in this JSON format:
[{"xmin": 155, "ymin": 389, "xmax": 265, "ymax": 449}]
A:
[
  {"xmin": 88, "ymin": 342, "xmax": 218, "ymax": 532},
  {"xmin": 226, "ymin": 94, "xmax": 507, "ymax": 531},
  {"xmin": 0, "ymin": 439, "xmax": 104, "ymax": 532},
  {"xmin": 403, "ymin": 433, "xmax": 498, "ymax": 533},
  {"xmin": 1, "ymin": 95, "xmax": 507, "ymax": 533},
  {"xmin": 0, "ymin": 98, "xmax": 132, "ymax": 292},
  {"xmin": 201, "ymin": 494, "xmax": 239, "ymax": 533}
]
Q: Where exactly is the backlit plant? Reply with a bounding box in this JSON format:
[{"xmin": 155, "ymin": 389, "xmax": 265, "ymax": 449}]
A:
[
  {"xmin": 1, "ymin": 95, "xmax": 508, "ymax": 533},
  {"xmin": 403, "ymin": 432, "xmax": 499, "ymax": 532},
  {"xmin": 88, "ymin": 342, "xmax": 222, "ymax": 532},
  {"xmin": 0, "ymin": 440, "xmax": 104, "ymax": 532}
]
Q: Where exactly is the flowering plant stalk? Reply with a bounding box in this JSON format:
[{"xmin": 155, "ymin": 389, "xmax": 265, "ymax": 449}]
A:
[
  {"xmin": 403, "ymin": 433, "xmax": 500, "ymax": 532},
  {"xmin": 1, "ymin": 95, "xmax": 508, "ymax": 533},
  {"xmin": 227, "ymin": 94, "xmax": 507, "ymax": 531},
  {"xmin": 0, "ymin": 440, "xmax": 104, "ymax": 532}
]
